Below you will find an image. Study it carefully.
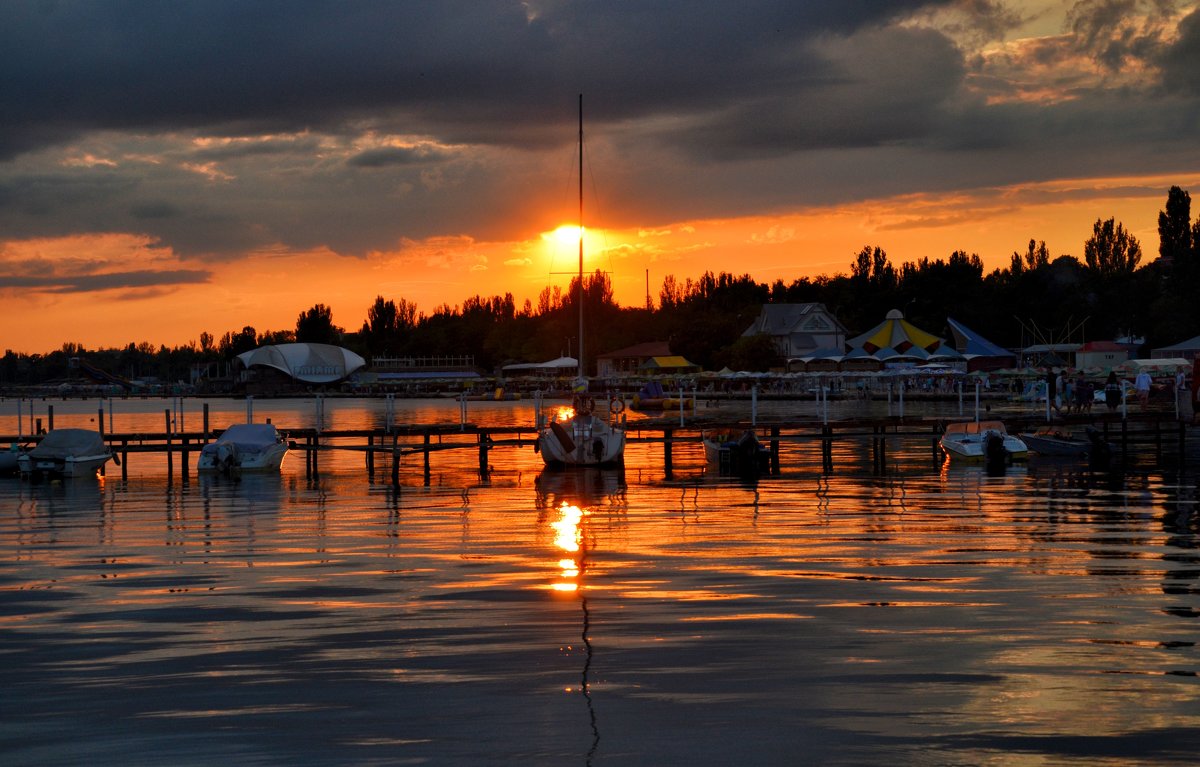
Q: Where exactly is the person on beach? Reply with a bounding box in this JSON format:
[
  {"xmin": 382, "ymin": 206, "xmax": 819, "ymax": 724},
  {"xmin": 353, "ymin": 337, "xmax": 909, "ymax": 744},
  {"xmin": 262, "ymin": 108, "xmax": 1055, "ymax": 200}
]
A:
[
  {"xmin": 1134, "ymin": 369, "xmax": 1152, "ymax": 409},
  {"xmin": 1105, "ymin": 371, "xmax": 1121, "ymax": 411}
]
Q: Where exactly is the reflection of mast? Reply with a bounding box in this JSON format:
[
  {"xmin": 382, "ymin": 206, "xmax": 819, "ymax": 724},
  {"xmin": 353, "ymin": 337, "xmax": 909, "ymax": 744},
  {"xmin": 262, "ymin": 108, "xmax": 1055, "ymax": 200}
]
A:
[
  {"xmin": 579, "ymin": 536, "xmax": 599, "ymax": 764},
  {"xmin": 552, "ymin": 501, "xmax": 600, "ymax": 762}
]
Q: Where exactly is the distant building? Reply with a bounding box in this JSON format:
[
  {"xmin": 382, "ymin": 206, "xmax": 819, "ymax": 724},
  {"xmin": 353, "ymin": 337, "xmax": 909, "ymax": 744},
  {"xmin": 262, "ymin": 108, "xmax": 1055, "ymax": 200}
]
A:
[
  {"xmin": 945, "ymin": 317, "xmax": 1015, "ymax": 371},
  {"xmin": 1076, "ymin": 340, "xmax": 1129, "ymax": 370},
  {"xmin": 596, "ymin": 341, "xmax": 672, "ymax": 377},
  {"xmin": 741, "ymin": 304, "xmax": 848, "ymax": 358},
  {"xmin": 1152, "ymin": 334, "xmax": 1200, "ymax": 361},
  {"xmin": 237, "ymin": 342, "xmax": 368, "ymax": 394}
]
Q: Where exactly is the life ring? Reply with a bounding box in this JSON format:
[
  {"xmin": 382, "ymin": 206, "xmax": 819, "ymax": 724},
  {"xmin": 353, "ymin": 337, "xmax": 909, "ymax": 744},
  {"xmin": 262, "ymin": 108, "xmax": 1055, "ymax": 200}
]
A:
[{"xmin": 609, "ymin": 397, "xmax": 625, "ymax": 415}]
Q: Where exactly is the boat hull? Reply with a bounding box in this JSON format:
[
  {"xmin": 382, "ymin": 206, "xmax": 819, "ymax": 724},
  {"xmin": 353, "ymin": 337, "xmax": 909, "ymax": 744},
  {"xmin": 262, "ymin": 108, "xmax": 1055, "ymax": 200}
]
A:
[
  {"xmin": 940, "ymin": 421, "xmax": 1028, "ymax": 462},
  {"xmin": 703, "ymin": 431, "xmax": 770, "ymax": 475},
  {"xmin": 538, "ymin": 416, "xmax": 625, "ymax": 468},
  {"xmin": 198, "ymin": 424, "xmax": 289, "ymax": 474},
  {"xmin": 1019, "ymin": 431, "xmax": 1089, "ymax": 457},
  {"xmin": 17, "ymin": 453, "xmax": 111, "ymax": 478}
]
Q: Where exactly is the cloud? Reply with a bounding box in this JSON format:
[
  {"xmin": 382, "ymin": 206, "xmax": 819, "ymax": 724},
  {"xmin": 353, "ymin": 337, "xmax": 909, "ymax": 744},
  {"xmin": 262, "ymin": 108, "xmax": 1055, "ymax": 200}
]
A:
[
  {"xmin": 0, "ymin": 269, "xmax": 211, "ymax": 294},
  {"xmin": 0, "ymin": 0, "xmax": 1197, "ymax": 281}
]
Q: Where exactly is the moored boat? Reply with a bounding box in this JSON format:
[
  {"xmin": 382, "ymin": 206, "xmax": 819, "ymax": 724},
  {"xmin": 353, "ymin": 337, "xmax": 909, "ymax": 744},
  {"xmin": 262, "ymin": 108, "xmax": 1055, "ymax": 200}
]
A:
[
  {"xmin": 198, "ymin": 423, "xmax": 289, "ymax": 474},
  {"xmin": 535, "ymin": 95, "xmax": 626, "ymax": 469},
  {"xmin": 703, "ymin": 429, "xmax": 770, "ymax": 475},
  {"xmin": 940, "ymin": 420, "xmax": 1028, "ymax": 462},
  {"xmin": 17, "ymin": 428, "xmax": 112, "ymax": 478},
  {"xmin": 1018, "ymin": 427, "xmax": 1090, "ymax": 457}
]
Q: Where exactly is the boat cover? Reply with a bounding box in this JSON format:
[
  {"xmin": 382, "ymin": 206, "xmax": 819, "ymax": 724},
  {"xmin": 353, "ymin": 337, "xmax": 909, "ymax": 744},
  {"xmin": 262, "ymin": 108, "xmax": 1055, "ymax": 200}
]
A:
[
  {"xmin": 29, "ymin": 429, "xmax": 108, "ymax": 459},
  {"xmin": 214, "ymin": 423, "xmax": 280, "ymax": 447}
]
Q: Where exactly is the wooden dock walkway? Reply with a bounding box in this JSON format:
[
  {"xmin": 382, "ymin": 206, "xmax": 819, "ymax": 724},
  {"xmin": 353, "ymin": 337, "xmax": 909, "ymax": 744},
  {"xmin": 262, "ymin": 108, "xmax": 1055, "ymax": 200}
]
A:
[{"xmin": 4, "ymin": 406, "xmax": 1197, "ymax": 484}]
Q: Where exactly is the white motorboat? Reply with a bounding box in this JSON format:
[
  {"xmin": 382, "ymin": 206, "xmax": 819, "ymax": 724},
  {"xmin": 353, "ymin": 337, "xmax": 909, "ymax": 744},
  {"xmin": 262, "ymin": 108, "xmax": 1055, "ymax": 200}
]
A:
[
  {"xmin": 17, "ymin": 428, "xmax": 112, "ymax": 478},
  {"xmin": 939, "ymin": 420, "xmax": 1028, "ymax": 462},
  {"xmin": 198, "ymin": 423, "xmax": 289, "ymax": 474},
  {"xmin": 536, "ymin": 95, "xmax": 626, "ymax": 469}
]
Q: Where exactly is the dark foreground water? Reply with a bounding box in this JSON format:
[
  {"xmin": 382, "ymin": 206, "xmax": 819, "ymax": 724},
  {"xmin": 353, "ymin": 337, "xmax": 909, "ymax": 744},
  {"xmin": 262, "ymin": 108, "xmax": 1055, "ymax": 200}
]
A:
[{"xmin": 2, "ymin": 398, "xmax": 1200, "ymax": 765}]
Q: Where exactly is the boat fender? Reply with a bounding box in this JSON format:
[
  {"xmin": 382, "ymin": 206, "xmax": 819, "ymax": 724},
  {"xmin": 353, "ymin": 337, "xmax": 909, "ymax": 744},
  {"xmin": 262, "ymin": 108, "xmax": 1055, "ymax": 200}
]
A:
[
  {"xmin": 609, "ymin": 397, "xmax": 625, "ymax": 415},
  {"xmin": 592, "ymin": 438, "xmax": 604, "ymax": 462}
]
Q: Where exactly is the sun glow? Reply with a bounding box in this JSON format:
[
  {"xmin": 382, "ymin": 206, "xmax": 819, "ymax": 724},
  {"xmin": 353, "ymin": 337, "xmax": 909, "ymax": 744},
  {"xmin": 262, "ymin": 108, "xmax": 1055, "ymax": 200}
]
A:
[{"xmin": 541, "ymin": 224, "xmax": 610, "ymax": 266}]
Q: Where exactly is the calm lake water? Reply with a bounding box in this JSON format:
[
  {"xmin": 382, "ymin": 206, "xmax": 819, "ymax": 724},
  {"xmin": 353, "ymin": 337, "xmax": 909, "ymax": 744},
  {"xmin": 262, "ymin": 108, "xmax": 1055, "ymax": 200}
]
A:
[{"xmin": 2, "ymin": 397, "xmax": 1199, "ymax": 765}]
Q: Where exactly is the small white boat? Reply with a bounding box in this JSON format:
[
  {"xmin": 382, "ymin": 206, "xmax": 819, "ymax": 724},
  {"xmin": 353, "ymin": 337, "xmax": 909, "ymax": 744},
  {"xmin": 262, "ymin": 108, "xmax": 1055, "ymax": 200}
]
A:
[
  {"xmin": 198, "ymin": 423, "xmax": 289, "ymax": 474},
  {"xmin": 538, "ymin": 395, "xmax": 626, "ymax": 468},
  {"xmin": 17, "ymin": 428, "xmax": 112, "ymax": 478},
  {"xmin": 703, "ymin": 429, "xmax": 770, "ymax": 475},
  {"xmin": 940, "ymin": 420, "xmax": 1028, "ymax": 462}
]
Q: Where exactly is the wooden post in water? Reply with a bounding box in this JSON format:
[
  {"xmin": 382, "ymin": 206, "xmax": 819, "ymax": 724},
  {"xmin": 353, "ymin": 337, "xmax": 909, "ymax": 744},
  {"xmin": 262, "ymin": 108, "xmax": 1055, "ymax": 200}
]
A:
[
  {"xmin": 366, "ymin": 433, "xmax": 375, "ymax": 480},
  {"xmin": 121, "ymin": 439, "xmax": 128, "ymax": 480},
  {"xmin": 48, "ymin": 405, "xmax": 54, "ymax": 431},
  {"xmin": 202, "ymin": 403, "xmax": 210, "ymax": 443},
  {"xmin": 770, "ymin": 426, "xmax": 780, "ymax": 475},
  {"xmin": 181, "ymin": 437, "xmax": 189, "ymax": 479},
  {"xmin": 312, "ymin": 433, "xmax": 320, "ymax": 476},
  {"xmin": 478, "ymin": 432, "xmax": 490, "ymax": 480},
  {"xmin": 165, "ymin": 409, "xmax": 173, "ymax": 481},
  {"xmin": 423, "ymin": 431, "xmax": 432, "ymax": 486},
  {"xmin": 663, "ymin": 427, "xmax": 674, "ymax": 479},
  {"xmin": 822, "ymin": 424, "xmax": 833, "ymax": 474},
  {"xmin": 98, "ymin": 407, "xmax": 105, "ymax": 437}
]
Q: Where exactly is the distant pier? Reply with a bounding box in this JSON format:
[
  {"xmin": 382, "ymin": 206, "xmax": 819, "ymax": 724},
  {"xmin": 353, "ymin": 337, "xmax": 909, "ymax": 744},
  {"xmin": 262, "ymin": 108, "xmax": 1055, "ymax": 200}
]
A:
[{"xmin": 4, "ymin": 403, "xmax": 1197, "ymax": 484}]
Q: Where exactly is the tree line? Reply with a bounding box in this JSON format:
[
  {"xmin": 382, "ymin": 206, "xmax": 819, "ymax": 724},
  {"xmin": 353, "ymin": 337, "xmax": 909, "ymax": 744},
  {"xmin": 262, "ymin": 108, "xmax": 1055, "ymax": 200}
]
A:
[{"xmin": 4, "ymin": 186, "xmax": 1200, "ymax": 387}]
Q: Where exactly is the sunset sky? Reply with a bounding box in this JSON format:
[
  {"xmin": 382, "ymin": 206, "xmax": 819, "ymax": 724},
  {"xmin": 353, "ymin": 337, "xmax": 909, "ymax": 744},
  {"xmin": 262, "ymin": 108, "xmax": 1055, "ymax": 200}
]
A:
[{"xmin": 3, "ymin": 0, "xmax": 1200, "ymax": 354}]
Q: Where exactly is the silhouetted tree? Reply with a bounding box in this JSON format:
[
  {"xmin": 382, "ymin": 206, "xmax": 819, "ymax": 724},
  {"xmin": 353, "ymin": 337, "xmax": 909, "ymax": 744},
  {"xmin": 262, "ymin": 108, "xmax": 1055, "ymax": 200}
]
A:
[
  {"xmin": 1158, "ymin": 186, "xmax": 1192, "ymax": 265},
  {"xmin": 1084, "ymin": 218, "xmax": 1141, "ymax": 278},
  {"xmin": 296, "ymin": 304, "xmax": 341, "ymax": 345}
]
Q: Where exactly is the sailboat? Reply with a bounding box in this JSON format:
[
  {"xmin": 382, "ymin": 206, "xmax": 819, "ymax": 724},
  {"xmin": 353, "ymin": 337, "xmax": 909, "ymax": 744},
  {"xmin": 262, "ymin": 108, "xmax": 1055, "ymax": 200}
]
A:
[{"xmin": 537, "ymin": 95, "xmax": 627, "ymax": 468}]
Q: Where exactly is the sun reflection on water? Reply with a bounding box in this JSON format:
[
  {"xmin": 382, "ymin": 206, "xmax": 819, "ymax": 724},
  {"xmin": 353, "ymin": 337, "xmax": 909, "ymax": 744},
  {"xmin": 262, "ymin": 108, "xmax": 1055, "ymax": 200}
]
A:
[{"xmin": 551, "ymin": 502, "xmax": 586, "ymax": 591}]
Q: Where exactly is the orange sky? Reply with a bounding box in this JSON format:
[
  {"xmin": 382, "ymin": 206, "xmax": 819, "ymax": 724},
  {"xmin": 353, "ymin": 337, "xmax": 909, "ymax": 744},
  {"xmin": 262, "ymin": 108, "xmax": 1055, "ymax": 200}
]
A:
[
  {"xmin": 5, "ymin": 171, "xmax": 1196, "ymax": 354},
  {"xmin": 4, "ymin": 2, "xmax": 1200, "ymax": 355}
]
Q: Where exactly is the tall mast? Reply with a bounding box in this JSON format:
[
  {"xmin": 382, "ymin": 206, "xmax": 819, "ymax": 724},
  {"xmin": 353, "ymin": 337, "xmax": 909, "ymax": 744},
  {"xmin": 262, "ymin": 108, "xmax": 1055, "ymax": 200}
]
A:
[{"xmin": 577, "ymin": 93, "xmax": 585, "ymax": 381}]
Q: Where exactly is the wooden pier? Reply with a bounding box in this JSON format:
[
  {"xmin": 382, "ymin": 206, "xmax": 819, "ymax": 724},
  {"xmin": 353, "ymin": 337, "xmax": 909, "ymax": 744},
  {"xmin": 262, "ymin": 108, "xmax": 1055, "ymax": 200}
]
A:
[{"xmin": 4, "ymin": 404, "xmax": 1197, "ymax": 484}]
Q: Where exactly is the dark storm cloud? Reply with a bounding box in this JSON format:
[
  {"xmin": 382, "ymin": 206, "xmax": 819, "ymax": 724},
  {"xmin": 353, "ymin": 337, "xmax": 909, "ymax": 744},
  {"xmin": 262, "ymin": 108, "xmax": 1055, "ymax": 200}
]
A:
[
  {"xmin": 0, "ymin": 0, "xmax": 951, "ymax": 160},
  {"xmin": 348, "ymin": 146, "xmax": 450, "ymax": 168},
  {"xmin": 1162, "ymin": 9, "xmax": 1200, "ymax": 93},
  {"xmin": 0, "ymin": 269, "xmax": 212, "ymax": 293}
]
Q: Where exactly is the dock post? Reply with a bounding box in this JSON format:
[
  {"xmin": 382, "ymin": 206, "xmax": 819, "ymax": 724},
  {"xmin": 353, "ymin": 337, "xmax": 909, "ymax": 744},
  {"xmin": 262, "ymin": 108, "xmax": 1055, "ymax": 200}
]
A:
[
  {"xmin": 181, "ymin": 437, "xmax": 189, "ymax": 480},
  {"xmin": 1155, "ymin": 418, "xmax": 1162, "ymax": 463},
  {"xmin": 305, "ymin": 436, "xmax": 313, "ymax": 478},
  {"xmin": 165, "ymin": 409, "xmax": 173, "ymax": 481},
  {"xmin": 121, "ymin": 439, "xmax": 128, "ymax": 480},
  {"xmin": 312, "ymin": 433, "xmax": 320, "ymax": 476},
  {"xmin": 423, "ymin": 431, "xmax": 432, "ymax": 486},
  {"xmin": 478, "ymin": 432, "xmax": 490, "ymax": 480},
  {"xmin": 98, "ymin": 407, "xmax": 105, "ymax": 437},
  {"xmin": 1180, "ymin": 421, "xmax": 1187, "ymax": 465},
  {"xmin": 770, "ymin": 426, "xmax": 780, "ymax": 475},
  {"xmin": 202, "ymin": 403, "xmax": 210, "ymax": 443},
  {"xmin": 48, "ymin": 405, "xmax": 54, "ymax": 431},
  {"xmin": 822, "ymin": 425, "xmax": 833, "ymax": 474},
  {"xmin": 391, "ymin": 434, "xmax": 400, "ymax": 488},
  {"xmin": 367, "ymin": 433, "xmax": 375, "ymax": 480},
  {"xmin": 663, "ymin": 427, "xmax": 674, "ymax": 479}
]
